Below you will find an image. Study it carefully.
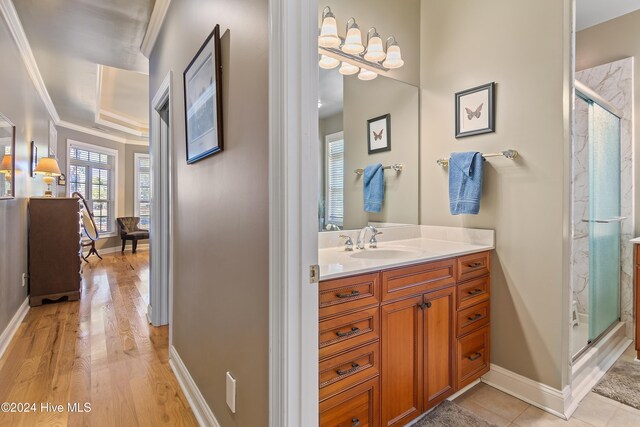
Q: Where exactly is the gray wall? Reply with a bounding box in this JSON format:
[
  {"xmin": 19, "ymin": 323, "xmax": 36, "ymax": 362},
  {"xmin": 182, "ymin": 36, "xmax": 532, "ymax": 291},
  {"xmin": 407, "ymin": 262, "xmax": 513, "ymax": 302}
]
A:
[
  {"xmin": 419, "ymin": 0, "xmax": 572, "ymax": 389},
  {"xmin": 149, "ymin": 0, "xmax": 269, "ymax": 425},
  {"xmin": 0, "ymin": 17, "xmax": 50, "ymax": 334},
  {"xmin": 56, "ymin": 126, "xmax": 149, "ymax": 250}
]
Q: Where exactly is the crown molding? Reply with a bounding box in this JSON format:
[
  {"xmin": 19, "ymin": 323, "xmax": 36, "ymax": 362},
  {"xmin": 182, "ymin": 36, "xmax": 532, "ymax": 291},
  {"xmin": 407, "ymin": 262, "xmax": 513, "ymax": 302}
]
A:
[
  {"xmin": 0, "ymin": 0, "xmax": 60, "ymax": 123},
  {"xmin": 140, "ymin": 0, "xmax": 171, "ymax": 58}
]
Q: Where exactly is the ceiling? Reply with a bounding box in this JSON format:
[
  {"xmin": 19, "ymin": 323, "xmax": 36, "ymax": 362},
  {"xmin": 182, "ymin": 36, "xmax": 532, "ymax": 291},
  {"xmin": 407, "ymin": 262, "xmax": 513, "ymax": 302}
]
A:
[
  {"xmin": 576, "ymin": 0, "xmax": 640, "ymax": 31},
  {"xmin": 13, "ymin": 0, "xmax": 155, "ymax": 141},
  {"xmin": 319, "ymin": 67, "xmax": 343, "ymax": 120}
]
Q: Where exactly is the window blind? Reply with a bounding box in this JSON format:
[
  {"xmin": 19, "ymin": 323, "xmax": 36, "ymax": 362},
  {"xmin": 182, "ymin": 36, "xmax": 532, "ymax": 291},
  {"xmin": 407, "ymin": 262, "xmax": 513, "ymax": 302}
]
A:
[{"xmin": 326, "ymin": 137, "xmax": 344, "ymax": 226}]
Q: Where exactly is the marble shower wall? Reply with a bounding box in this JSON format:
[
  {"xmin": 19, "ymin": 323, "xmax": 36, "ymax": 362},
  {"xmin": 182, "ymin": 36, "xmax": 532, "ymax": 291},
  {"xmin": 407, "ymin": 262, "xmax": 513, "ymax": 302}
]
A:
[{"xmin": 572, "ymin": 57, "xmax": 634, "ymax": 339}]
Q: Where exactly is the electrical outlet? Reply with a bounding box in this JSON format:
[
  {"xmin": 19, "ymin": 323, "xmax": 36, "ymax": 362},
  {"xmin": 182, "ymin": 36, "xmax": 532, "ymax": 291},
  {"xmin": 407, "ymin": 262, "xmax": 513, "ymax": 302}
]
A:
[
  {"xmin": 21, "ymin": 273, "xmax": 27, "ymax": 287},
  {"xmin": 226, "ymin": 371, "xmax": 236, "ymax": 413}
]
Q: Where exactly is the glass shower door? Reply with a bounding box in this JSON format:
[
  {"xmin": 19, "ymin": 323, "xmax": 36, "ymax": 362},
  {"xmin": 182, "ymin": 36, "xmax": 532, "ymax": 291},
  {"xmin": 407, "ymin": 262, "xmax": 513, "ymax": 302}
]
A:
[{"xmin": 588, "ymin": 102, "xmax": 621, "ymax": 342}]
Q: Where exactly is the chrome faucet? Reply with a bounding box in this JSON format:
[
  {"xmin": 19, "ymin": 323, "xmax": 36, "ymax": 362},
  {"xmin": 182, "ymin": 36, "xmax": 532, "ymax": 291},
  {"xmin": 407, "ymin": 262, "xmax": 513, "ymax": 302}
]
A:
[
  {"xmin": 339, "ymin": 235, "xmax": 354, "ymax": 251},
  {"xmin": 356, "ymin": 226, "xmax": 382, "ymax": 249}
]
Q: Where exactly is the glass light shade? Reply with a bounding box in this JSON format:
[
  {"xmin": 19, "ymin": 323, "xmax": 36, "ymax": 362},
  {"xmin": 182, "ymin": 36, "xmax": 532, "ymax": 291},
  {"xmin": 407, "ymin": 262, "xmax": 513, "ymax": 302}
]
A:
[
  {"xmin": 342, "ymin": 25, "xmax": 364, "ymax": 54},
  {"xmin": 318, "ymin": 55, "xmax": 339, "ymax": 69},
  {"xmin": 339, "ymin": 62, "xmax": 359, "ymax": 76},
  {"xmin": 358, "ymin": 68, "xmax": 378, "ymax": 81},
  {"xmin": 319, "ymin": 15, "xmax": 340, "ymax": 48},
  {"xmin": 34, "ymin": 156, "xmax": 62, "ymax": 176},
  {"xmin": 0, "ymin": 154, "xmax": 11, "ymax": 173},
  {"xmin": 364, "ymin": 35, "xmax": 386, "ymax": 62},
  {"xmin": 383, "ymin": 44, "xmax": 404, "ymax": 69}
]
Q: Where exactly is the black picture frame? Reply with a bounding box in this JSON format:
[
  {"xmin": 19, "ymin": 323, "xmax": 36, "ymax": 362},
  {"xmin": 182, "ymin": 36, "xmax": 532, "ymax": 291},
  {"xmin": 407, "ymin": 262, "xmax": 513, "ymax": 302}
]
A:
[
  {"xmin": 367, "ymin": 113, "xmax": 391, "ymax": 154},
  {"xmin": 455, "ymin": 82, "xmax": 495, "ymax": 138},
  {"xmin": 58, "ymin": 173, "xmax": 66, "ymax": 186},
  {"xmin": 30, "ymin": 141, "xmax": 37, "ymax": 177},
  {"xmin": 183, "ymin": 25, "xmax": 224, "ymax": 164}
]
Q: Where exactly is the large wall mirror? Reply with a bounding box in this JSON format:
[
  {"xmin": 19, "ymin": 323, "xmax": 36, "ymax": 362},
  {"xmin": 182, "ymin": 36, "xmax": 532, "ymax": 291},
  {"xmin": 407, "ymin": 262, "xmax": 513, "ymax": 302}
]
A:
[{"xmin": 0, "ymin": 113, "xmax": 16, "ymax": 200}]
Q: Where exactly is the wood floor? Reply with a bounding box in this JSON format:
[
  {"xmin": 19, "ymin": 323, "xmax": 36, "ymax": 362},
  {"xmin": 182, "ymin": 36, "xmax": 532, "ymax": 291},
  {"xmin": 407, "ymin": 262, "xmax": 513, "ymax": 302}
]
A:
[{"xmin": 0, "ymin": 251, "xmax": 198, "ymax": 427}]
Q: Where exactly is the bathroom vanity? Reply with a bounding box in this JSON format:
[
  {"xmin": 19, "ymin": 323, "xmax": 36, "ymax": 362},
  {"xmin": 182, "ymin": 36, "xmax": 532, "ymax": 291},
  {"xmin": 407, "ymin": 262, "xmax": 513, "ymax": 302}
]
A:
[{"xmin": 318, "ymin": 226, "xmax": 494, "ymax": 427}]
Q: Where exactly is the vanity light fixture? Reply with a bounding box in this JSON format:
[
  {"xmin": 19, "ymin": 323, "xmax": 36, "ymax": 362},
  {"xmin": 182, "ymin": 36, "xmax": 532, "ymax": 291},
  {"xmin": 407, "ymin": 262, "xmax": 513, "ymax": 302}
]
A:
[
  {"xmin": 339, "ymin": 61, "xmax": 359, "ymax": 76},
  {"xmin": 383, "ymin": 36, "xmax": 404, "ymax": 69},
  {"xmin": 319, "ymin": 7, "xmax": 341, "ymax": 48},
  {"xmin": 319, "ymin": 54, "xmax": 340, "ymax": 69},
  {"xmin": 342, "ymin": 18, "xmax": 364, "ymax": 55},
  {"xmin": 358, "ymin": 68, "xmax": 378, "ymax": 81},
  {"xmin": 363, "ymin": 28, "xmax": 386, "ymax": 62}
]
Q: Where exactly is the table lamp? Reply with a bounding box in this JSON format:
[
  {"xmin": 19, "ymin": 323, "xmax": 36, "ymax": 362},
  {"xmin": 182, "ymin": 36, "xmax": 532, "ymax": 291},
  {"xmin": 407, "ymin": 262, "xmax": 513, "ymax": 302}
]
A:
[
  {"xmin": 34, "ymin": 156, "xmax": 61, "ymax": 197},
  {"xmin": 0, "ymin": 154, "xmax": 12, "ymax": 196}
]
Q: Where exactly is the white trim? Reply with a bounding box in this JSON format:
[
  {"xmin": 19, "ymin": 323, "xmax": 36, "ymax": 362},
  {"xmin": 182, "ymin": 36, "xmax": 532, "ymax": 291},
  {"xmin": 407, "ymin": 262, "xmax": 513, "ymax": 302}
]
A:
[
  {"xmin": 100, "ymin": 109, "xmax": 149, "ymax": 131},
  {"xmin": 269, "ymin": 0, "xmax": 319, "ymax": 425},
  {"xmin": 95, "ymin": 64, "xmax": 104, "ymax": 124},
  {"xmin": 169, "ymin": 346, "xmax": 221, "ymax": 427},
  {"xmin": 482, "ymin": 365, "xmax": 568, "ymax": 419},
  {"xmin": 58, "ymin": 121, "xmax": 127, "ymax": 144},
  {"xmin": 0, "ymin": 298, "xmax": 29, "ymax": 361},
  {"xmin": 134, "ymin": 152, "xmax": 151, "ymax": 223},
  {"xmin": 140, "ymin": 0, "xmax": 172, "ymax": 58},
  {"xmin": 0, "ymin": 0, "xmax": 59, "ymax": 123},
  {"xmin": 149, "ymin": 72, "xmax": 172, "ymax": 328}
]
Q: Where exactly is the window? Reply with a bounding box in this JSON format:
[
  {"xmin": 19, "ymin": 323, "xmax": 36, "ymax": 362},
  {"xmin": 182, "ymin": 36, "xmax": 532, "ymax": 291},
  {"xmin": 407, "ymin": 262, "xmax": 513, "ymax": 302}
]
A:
[
  {"xmin": 134, "ymin": 153, "xmax": 151, "ymax": 230},
  {"xmin": 325, "ymin": 132, "xmax": 344, "ymax": 227},
  {"xmin": 68, "ymin": 141, "xmax": 117, "ymax": 235}
]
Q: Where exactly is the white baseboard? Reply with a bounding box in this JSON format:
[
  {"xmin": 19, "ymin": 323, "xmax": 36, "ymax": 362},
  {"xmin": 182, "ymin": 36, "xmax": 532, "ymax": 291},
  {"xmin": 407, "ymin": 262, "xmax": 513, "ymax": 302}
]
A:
[
  {"xmin": 448, "ymin": 379, "xmax": 481, "ymax": 401},
  {"xmin": 169, "ymin": 346, "xmax": 221, "ymax": 427},
  {"xmin": 0, "ymin": 298, "xmax": 29, "ymax": 360},
  {"xmin": 482, "ymin": 364, "xmax": 568, "ymax": 419}
]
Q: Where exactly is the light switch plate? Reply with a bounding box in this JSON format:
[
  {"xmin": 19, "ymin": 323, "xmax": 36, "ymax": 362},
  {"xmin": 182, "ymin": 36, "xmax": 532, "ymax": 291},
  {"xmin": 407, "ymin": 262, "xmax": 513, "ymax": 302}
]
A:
[{"xmin": 226, "ymin": 371, "xmax": 236, "ymax": 413}]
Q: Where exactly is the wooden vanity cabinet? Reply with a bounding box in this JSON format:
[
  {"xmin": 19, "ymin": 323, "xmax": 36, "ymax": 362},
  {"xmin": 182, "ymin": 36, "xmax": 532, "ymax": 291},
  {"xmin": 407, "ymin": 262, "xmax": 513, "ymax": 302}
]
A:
[{"xmin": 318, "ymin": 251, "xmax": 491, "ymax": 427}]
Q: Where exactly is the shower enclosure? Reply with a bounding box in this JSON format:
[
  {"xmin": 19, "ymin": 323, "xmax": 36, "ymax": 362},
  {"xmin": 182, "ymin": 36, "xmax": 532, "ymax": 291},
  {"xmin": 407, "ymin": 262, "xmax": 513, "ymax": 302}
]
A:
[{"xmin": 572, "ymin": 81, "xmax": 623, "ymax": 359}]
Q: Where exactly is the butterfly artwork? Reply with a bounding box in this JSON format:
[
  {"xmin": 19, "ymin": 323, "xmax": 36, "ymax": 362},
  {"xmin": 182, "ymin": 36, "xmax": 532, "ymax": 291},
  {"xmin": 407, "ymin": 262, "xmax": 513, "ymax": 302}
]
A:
[
  {"xmin": 373, "ymin": 129, "xmax": 384, "ymax": 141},
  {"xmin": 367, "ymin": 113, "xmax": 391, "ymax": 154},
  {"xmin": 465, "ymin": 103, "xmax": 483, "ymax": 120}
]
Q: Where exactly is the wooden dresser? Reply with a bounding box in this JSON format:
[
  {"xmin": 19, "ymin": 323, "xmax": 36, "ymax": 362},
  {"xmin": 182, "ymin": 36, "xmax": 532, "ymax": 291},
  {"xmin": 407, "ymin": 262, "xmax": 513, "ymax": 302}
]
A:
[
  {"xmin": 28, "ymin": 198, "xmax": 82, "ymax": 306},
  {"xmin": 318, "ymin": 251, "xmax": 491, "ymax": 427}
]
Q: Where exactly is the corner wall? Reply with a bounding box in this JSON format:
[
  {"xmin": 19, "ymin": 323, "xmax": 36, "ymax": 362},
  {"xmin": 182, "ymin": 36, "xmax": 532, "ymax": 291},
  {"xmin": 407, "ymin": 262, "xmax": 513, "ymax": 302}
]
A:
[
  {"xmin": 149, "ymin": 0, "xmax": 269, "ymax": 425},
  {"xmin": 419, "ymin": 0, "xmax": 572, "ymax": 389}
]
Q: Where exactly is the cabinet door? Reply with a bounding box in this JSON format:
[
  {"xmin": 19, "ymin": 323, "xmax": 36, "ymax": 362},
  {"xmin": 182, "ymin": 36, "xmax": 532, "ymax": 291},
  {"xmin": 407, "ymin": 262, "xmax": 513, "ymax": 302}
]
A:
[
  {"xmin": 380, "ymin": 296, "xmax": 423, "ymax": 427},
  {"xmin": 423, "ymin": 286, "xmax": 456, "ymax": 409}
]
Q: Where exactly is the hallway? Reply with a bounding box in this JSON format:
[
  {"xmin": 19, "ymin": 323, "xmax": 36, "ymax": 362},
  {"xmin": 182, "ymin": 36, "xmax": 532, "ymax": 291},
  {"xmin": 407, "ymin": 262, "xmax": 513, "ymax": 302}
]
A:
[{"xmin": 0, "ymin": 252, "xmax": 197, "ymax": 426}]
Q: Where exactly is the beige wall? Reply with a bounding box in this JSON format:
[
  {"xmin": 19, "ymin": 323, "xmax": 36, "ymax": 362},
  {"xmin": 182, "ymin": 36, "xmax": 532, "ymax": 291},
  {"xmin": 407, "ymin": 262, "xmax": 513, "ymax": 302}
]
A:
[
  {"xmin": 321, "ymin": 0, "xmax": 421, "ymax": 86},
  {"xmin": 0, "ymin": 17, "xmax": 51, "ymax": 333},
  {"xmin": 343, "ymin": 76, "xmax": 419, "ymax": 229},
  {"xmin": 149, "ymin": 0, "xmax": 269, "ymax": 425},
  {"xmin": 56, "ymin": 126, "xmax": 149, "ymax": 250},
  {"xmin": 419, "ymin": 0, "xmax": 572, "ymax": 389},
  {"xmin": 576, "ymin": 10, "xmax": 640, "ymax": 233}
]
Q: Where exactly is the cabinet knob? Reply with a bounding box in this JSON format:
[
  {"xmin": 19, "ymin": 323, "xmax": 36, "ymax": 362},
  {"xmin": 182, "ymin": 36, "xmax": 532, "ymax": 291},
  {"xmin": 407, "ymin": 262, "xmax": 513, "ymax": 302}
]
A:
[{"xmin": 351, "ymin": 418, "xmax": 361, "ymax": 427}]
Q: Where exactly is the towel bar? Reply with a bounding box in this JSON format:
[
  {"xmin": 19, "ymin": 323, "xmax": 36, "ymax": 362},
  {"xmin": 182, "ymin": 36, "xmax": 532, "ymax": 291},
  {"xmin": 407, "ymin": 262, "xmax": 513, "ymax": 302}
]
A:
[
  {"xmin": 354, "ymin": 163, "xmax": 403, "ymax": 175},
  {"xmin": 436, "ymin": 150, "xmax": 518, "ymax": 167}
]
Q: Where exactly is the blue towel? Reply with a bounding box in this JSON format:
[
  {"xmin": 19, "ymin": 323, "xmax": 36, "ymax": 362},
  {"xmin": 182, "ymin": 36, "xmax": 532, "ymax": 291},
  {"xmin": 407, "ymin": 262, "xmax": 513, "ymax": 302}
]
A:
[
  {"xmin": 449, "ymin": 152, "xmax": 483, "ymax": 215},
  {"xmin": 364, "ymin": 163, "xmax": 384, "ymax": 213}
]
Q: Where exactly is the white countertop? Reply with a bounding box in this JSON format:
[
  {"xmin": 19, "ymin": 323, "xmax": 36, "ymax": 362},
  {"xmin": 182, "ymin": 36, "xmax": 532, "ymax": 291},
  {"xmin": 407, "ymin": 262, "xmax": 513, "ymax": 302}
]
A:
[
  {"xmin": 631, "ymin": 237, "xmax": 640, "ymax": 244},
  {"xmin": 319, "ymin": 225, "xmax": 495, "ymax": 280}
]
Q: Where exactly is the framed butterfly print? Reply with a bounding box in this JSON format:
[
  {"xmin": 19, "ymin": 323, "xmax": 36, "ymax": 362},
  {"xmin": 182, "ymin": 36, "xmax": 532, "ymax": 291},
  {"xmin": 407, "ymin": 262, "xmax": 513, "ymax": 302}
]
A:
[
  {"xmin": 455, "ymin": 82, "xmax": 495, "ymax": 138},
  {"xmin": 367, "ymin": 113, "xmax": 391, "ymax": 154}
]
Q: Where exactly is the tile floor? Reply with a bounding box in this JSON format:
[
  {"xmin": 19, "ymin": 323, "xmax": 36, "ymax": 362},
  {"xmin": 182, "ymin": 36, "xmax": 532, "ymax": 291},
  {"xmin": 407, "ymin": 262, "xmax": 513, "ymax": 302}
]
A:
[{"xmin": 454, "ymin": 346, "xmax": 640, "ymax": 427}]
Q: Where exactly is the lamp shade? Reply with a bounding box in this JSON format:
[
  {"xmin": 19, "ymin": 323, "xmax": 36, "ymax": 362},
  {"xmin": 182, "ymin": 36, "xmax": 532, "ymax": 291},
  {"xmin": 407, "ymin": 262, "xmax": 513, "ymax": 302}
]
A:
[
  {"xmin": 342, "ymin": 20, "xmax": 364, "ymax": 55},
  {"xmin": 364, "ymin": 33, "xmax": 386, "ymax": 62},
  {"xmin": 34, "ymin": 156, "xmax": 61, "ymax": 176},
  {"xmin": 358, "ymin": 68, "xmax": 378, "ymax": 81},
  {"xmin": 319, "ymin": 9, "xmax": 340, "ymax": 48},
  {"xmin": 319, "ymin": 54, "xmax": 339, "ymax": 69},
  {"xmin": 0, "ymin": 154, "xmax": 11, "ymax": 173},
  {"xmin": 383, "ymin": 43, "xmax": 404, "ymax": 69},
  {"xmin": 339, "ymin": 62, "xmax": 359, "ymax": 76}
]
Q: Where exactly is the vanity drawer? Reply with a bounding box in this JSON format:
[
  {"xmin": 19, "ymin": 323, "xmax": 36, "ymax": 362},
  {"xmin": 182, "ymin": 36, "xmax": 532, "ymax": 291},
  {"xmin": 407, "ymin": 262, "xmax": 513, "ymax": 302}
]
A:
[
  {"xmin": 320, "ymin": 273, "xmax": 380, "ymax": 319},
  {"xmin": 457, "ymin": 301, "xmax": 490, "ymax": 337},
  {"xmin": 320, "ymin": 307, "xmax": 380, "ymax": 360},
  {"xmin": 457, "ymin": 276, "xmax": 490, "ymax": 310},
  {"xmin": 457, "ymin": 326, "xmax": 490, "ymax": 389},
  {"xmin": 457, "ymin": 252, "xmax": 490, "ymax": 282},
  {"xmin": 320, "ymin": 342, "xmax": 380, "ymax": 401},
  {"xmin": 381, "ymin": 259, "xmax": 456, "ymax": 303},
  {"xmin": 320, "ymin": 377, "xmax": 379, "ymax": 427}
]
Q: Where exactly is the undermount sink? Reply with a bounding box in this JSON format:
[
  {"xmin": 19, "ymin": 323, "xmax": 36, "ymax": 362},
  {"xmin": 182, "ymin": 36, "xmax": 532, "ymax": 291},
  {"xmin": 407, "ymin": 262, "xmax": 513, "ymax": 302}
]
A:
[{"xmin": 349, "ymin": 249, "xmax": 419, "ymax": 260}]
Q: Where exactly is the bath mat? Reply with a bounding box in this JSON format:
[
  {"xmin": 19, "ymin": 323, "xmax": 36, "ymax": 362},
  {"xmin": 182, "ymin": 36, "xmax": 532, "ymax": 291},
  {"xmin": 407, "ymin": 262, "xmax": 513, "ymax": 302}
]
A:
[
  {"xmin": 593, "ymin": 360, "xmax": 640, "ymax": 410},
  {"xmin": 411, "ymin": 400, "xmax": 498, "ymax": 427}
]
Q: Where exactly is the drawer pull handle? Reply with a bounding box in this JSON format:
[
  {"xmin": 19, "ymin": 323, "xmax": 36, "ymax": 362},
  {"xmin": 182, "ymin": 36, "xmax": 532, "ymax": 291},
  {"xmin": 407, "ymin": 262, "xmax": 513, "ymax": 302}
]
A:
[
  {"xmin": 467, "ymin": 262, "xmax": 483, "ymax": 268},
  {"xmin": 336, "ymin": 363, "xmax": 360, "ymax": 376},
  {"xmin": 467, "ymin": 313, "xmax": 482, "ymax": 321},
  {"xmin": 467, "ymin": 352, "xmax": 482, "ymax": 361},
  {"xmin": 336, "ymin": 327, "xmax": 360, "ymax": 338},
  {"xmin": 467, "ymin": 289, "xmax": 483, "ymax": 296},
  {"xmin": 351, "ymin": 418, "xmax": 361, "ymax": 427},
  {"xmin": 336, "ymin": 290, "xmax": 360, "ymax": 299},
  {"xmin": 417, "ymin": 301, "xmax": 432, "ymax": 310}
]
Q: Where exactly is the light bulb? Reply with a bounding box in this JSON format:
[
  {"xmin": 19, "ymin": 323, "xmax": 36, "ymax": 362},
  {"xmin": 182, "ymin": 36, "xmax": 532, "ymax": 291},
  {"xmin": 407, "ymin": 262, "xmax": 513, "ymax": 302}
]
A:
[
  {"xmin": 358, "ymin": 68, "xmax": 378, "ymax": 81},
  {"xmin": 339, "ymin": 62, "xmax": 359, "ymax": 76},
  {"xmin": 319, "ymin": 55, "xmax": 339, "ymax": 69}
]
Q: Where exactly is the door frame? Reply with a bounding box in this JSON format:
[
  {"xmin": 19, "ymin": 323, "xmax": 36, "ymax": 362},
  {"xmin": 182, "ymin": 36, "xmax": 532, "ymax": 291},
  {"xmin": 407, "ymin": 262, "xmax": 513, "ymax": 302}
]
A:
[
  {"xmin": 269, "ymin": 0, "xmax": 319, "ymax": 425},
  {"xmin": 149, "ymin": 71, "xmax": 173, "ymax": 334}
]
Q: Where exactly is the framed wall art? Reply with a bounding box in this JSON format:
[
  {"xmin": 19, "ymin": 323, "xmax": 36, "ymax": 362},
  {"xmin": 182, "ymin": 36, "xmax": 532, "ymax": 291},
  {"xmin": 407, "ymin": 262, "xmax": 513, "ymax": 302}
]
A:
[
  {"xmin": 455, "ymin": 82, "xmax": 495, "ymax": 138},
  {"xmin": 367, "ymin": 113, "xmax": 391, "ymax": 154}
]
